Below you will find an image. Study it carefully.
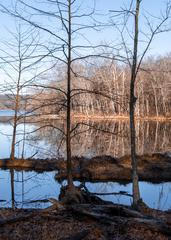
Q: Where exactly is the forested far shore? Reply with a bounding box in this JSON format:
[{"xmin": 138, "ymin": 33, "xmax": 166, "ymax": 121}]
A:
[{"xmin": 1, "ymin": 55, "xmax": 170, "ymax": 119}]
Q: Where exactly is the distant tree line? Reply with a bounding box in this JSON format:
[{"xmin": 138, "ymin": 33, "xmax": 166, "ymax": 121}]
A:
[{"xmin": 34, "ymin": 55, "xmax": 171, "ymax": 118}]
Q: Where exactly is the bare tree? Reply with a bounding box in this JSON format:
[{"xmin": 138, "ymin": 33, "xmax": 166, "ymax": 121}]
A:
[
  {"xmin": 0, "ymin": 24, "xmax": 42, "ymax": 160},
  {"xmin": 0, "ymin": 0, "xmax": 115, "ymax": 191},
  {"xmin": 110, "ymin": 0, "xmax": 171, "ymax": 206},
  {"xmin": 129, "ymin": 0, "xmax": 141, "ymax": 206}
]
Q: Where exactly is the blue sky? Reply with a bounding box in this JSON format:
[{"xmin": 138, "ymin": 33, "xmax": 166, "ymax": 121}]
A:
[
  {"xmin": 0, "ymin": 0, "xmax": 170, "ymax": 94},
  {"xmin": 95, "ymin": 0, "xmax": 171, "ymax": 56},
  {"xmin": 0, "ymin": 0, "xmax": 171, "ymax": 65}
]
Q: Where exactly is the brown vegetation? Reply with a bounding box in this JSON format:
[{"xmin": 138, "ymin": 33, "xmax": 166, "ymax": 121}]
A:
[{"xmin": 55, "ymin": 153, "xmax": 171, "ymax": 183}]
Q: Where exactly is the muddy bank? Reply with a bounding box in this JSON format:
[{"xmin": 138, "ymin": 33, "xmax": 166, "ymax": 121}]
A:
[
  {"xmin": 56, "ymin": 152, "xmax": 171, "ymax": 182},
  {"xmin": 0, "ymin": 158, "xmax": 61, "ymax": 171},
  {"xmin": 0, "ymin": 200, "xmax": 171, "ymax": 240},
  {"xmin": 0, "ymin": 152, "xmax": 171, "ymax": 182}
]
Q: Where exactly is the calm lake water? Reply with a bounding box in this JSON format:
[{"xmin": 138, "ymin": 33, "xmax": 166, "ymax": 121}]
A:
[
  {"xmin": 0, "ymin": 110, "xmax": 171, "ymax": 158},
  {"xmin": 0, "ymin": 110, "xmax": 171, "ymax": 210},
  {"xmin": 0, "ymin": 169, "xmax": 171, "ymax": 210}
]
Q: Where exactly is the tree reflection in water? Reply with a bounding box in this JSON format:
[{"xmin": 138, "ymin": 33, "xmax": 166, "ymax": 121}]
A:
[{"xmin": 30, "ymin": 120, "xmax": 171, "ymax": 158}]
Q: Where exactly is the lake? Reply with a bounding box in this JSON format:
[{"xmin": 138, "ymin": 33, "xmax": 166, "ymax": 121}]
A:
[
  {"xmin": 0, "ymin": 110, "xmax": 171, "ymax": 210},
  {"xmin": 1, "ymin": 169, "xmax": 171, "ymax": 210},
  {"xmin": 1, "ymin": 117, "xmax": 170, "ymax": 159}
]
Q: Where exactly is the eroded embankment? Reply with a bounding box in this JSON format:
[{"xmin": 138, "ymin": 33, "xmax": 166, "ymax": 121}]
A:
[{"xmin": 0, "ymin": 152, "xmax": 171, "ymax": 182}]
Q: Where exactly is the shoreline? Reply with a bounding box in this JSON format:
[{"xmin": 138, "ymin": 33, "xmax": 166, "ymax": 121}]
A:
[
  {"xmin": 38, "ymin": 113, "xmax": 171, "ymax": 122},
  {"xmin": 0, "ymin": 111, "xmax": 171, "ymax": 122},
  {"xmin": 0, "ymin": 152, "xmax": 171, "ymax": 183}
]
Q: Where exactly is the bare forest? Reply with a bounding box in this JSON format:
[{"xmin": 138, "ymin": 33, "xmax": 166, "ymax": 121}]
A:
[
  {"xmin": 33, "ymin": 56, "xmax": 171, "ymax": 119},
  {"xmin": 0, "ymin": 1, "xmax": 171, "ymax": 239}
]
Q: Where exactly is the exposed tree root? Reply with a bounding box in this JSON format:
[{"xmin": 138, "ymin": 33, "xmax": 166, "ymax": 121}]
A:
[
  {"xmin": 69, "ymin": 204, "xmax": 171, "ymax": 236},
  {"xmin": 59, "ymin": 185, "xmax": 112, "ymax": 205},
  {"xmin": 0, "ymin": 186, "xmax": 171, "ymax": 238}
]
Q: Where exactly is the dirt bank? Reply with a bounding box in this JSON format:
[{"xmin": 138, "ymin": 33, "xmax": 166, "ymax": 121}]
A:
[
  {"xmin": 0, "ymin": 158, "xmax": 61, "ymax": 171},
  {"xmin": 0, "ymin": 152, "xmax": 171, "ymax": 182},
  {"xmin": 0, "ymin": 200, "xmax": 171, "ymax": 240},
  {"xmin": 56, "ymin": 152, "xmax": 171, "ymax": 182}
]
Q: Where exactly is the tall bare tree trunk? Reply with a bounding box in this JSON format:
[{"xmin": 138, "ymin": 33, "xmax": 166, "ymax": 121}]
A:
[
  {"xmin": 130, "ymin": 0, "xmax": 141, "ymax": 207},
  {"xmin": 66, "ymin": 0, "xmax": 73, "ymax": 188},
  {"xmin": 10, "ymin": 62, "xmax": 21, "ymax": 161},
  {"xmin": 21, "ymin": 98, "xmax": 27, "ymax": 159}
]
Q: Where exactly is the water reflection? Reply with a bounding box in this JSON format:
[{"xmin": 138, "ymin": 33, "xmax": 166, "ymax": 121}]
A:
[
  {"xmin": 10, "ymin": 169, "xmax": 15, "ymax": 209},
  {"xmin": 0, "ymin": 169, "xmax": 171, "ymax": 210},
  {"xmin": 0, "ymin": 122, "xmax": 51, "ymax": 159},
  {"xmin": 0, "ymin": 170, "xmax": 58, "ymax": 208},
  {"xmin": 34, "ymin": 119, "xmax": 171, "ymax": 158},
  {"xmin": 0, "ymin": 114, "xmax": 170, "ymax": 158},
  {"xmin": 86, "ymin": 181, "xmax": 171, "ymax": 210}
]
